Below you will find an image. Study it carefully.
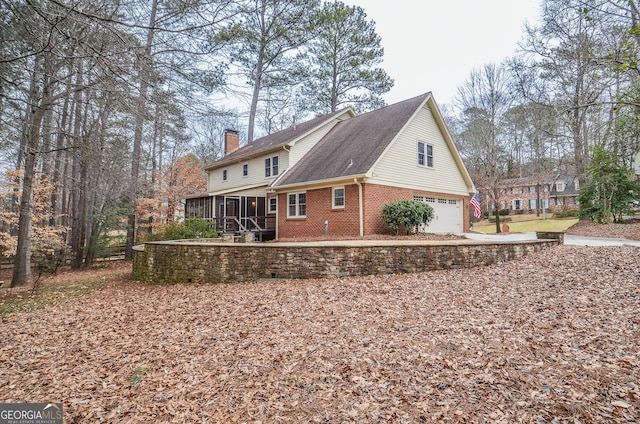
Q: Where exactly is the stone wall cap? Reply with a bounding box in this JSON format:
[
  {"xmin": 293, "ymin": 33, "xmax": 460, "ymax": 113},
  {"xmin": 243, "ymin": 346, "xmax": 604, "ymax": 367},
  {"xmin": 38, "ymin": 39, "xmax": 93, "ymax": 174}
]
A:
[{"xmin": 142, "ymin": 238, "xmax": 553, "ymax": 248}]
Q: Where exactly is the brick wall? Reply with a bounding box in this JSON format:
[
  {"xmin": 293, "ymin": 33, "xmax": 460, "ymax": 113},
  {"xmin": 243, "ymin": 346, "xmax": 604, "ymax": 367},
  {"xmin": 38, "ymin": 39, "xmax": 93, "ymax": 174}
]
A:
[
  {"xmin": 132, "ymin": 238, "xmax": 560, "ymax": 285},
  {"xmin": 277, "ymin": 185, "xmax": 361, "ymax": 239},
  {"xmin": 277, "ymin": 183, "xmax": 471, "ymax": 238},
  {"xmin": 362, "ymin": 184, "xmax": 413, "ymax": 234}
]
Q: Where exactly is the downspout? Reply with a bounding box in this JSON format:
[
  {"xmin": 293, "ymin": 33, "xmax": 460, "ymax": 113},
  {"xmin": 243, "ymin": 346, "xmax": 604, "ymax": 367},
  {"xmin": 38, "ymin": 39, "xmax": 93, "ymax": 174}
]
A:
[
  {"xmin": 270, "ymin": 146, "xmax": 291, "ymax": 241},
  {"xmin": 354, "ymin": 178, "xmax": 363, "ymax": 237}
]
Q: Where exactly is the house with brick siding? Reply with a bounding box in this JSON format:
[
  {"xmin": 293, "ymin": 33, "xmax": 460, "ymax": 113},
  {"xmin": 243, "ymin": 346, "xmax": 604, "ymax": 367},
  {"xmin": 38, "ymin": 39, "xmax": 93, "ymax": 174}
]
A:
[
  {"xmin": 185, "ymin": 93, "xmax": 476, "ymax": 240},
  {"xmin": 480, "ymin": 174, "xmax": 580, "ymax": 214}
]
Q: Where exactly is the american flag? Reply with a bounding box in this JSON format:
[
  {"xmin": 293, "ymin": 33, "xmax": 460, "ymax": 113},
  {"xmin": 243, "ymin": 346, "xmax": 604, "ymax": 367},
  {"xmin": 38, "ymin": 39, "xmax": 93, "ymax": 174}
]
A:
[{"xmin": 470, "ymin": 193, "xmax": 482, "ymax": 219}]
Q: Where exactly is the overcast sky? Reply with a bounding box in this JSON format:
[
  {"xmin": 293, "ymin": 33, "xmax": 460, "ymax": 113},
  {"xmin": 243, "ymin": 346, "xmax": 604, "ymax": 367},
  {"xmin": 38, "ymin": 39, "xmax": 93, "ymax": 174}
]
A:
[{"xmin": 346, "ymin": 0, "xmax": 542, "ymax": 107}]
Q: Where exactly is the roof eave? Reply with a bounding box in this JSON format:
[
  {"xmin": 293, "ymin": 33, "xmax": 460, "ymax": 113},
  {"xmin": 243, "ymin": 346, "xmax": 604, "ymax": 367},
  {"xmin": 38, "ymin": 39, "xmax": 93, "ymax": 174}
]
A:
[
  {"xmin": 426, "ymin": 95, "xmax": 476, "ymax": 194},
  {"xmin": 204, "ymin": 145, "xmax": 287, "ymax": 171},
  {"xmin": 269, "ymin": 174, "xmax": 368, "ymax": 192},
  {"xmin": 204, "ymin": 109, "xmax": 356, "ymax": 171},
  {"xmin": 203, "ymin": 182, "xmax": 270, "ymax": 197}
]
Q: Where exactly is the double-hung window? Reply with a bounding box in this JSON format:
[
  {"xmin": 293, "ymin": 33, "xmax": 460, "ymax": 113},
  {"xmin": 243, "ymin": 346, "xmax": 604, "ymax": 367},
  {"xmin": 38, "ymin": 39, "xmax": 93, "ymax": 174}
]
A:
[
  {"xmin": 288, "ymin": 192, "xmax": 306, "ymax": 217},
  {"xmin": 268, "ymin": 197, "xmax": 277, "ymax": 213},
  {"xmin": 222, "ymin": 169, "xmax": 228, "ymax": 181},
  {"xmin": 332, "ymin": 187, "xmax": 345, "ymax": 208},
  {"xmin": 242, "ymin": 163, "xmax": 248, "ymax": 177},
  {"xmin": 417, "ymin": 141, "xmax": 433, "ymax": 168},
  {"xmin": 265, "ymin": 155, "xmax": 279, "ymax": 177}
]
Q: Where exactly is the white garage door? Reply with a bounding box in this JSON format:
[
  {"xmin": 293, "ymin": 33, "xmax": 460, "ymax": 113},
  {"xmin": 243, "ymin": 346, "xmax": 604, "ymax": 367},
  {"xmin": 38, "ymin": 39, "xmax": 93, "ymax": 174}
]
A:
[{"xmin": 415, "ymin": 196, "xmax": 462, "ymax": 233}]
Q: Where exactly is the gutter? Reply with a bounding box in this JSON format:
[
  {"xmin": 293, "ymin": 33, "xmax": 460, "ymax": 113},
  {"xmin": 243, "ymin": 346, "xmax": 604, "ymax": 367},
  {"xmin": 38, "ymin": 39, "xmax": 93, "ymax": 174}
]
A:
[
  {"xmin": 271, "ymin": 173, "xmax": 368, "ymax": 192},
  {"xmin": 354, "ymin": 178, "xmax": 364, "ymax": 237}
]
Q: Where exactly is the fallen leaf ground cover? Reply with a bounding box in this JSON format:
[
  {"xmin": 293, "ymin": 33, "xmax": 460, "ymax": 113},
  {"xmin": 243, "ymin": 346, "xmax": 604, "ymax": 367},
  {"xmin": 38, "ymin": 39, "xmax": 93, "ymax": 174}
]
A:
[
  {"xmin": 0, "ymin": 262, "xmax": 128, "ymax": 315},
  {"xmin": 565, "ymin": 219, "xmax": 640, "ymax": 240},
  {"xmin": 1, "ymin": 245, "xmax": 639, "ymax": 423}
]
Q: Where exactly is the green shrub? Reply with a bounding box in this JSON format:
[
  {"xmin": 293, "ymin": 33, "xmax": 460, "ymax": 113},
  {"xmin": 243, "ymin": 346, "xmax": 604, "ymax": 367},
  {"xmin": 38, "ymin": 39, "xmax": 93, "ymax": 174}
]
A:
[
  {"xmin": 553, "ymin": 208, "xmax": 579, "ymax": 218},
  {"xmin": 87, "ymin": 203, "xmax": 128, "ymax": 259},
  {"xmin": 382, "ymin": 200, "xmax": 434, "ymax": 235},
  {"xmin": 140, "ymin": 217, "xmax": 219, "ymax": 242}
]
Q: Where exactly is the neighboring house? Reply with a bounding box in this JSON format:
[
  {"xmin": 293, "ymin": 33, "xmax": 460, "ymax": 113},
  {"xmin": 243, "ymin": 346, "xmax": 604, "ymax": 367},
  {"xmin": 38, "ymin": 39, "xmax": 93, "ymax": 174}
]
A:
[
  {"xmin": 185, "ymin": 93, "xmax": 476, "ymax": 239},
  {"xmin": 480, "ymin": 174, "xmax": 580, "ymax": 214}
]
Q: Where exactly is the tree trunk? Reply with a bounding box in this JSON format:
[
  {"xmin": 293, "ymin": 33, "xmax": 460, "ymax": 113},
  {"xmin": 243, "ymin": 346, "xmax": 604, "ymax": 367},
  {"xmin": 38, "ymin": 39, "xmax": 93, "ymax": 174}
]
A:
[
  {"xmin": 125, "ymin": 0, "xmax": 158, "ymax": 259},
  {"xmin": 11, "ymin": 61, "xmax": 41, "ymax": 221},
  {"xmin": 11, "ymin": 122, "xmax": 42, "ymax": 286},
  {"xmin": 536, "ymin": 183, "xmax": 541, "ymax": 218},
  {"xmin": 50, "ymin": 88, "xmax": 71, "ymax": 226},
  {"xmin": 246, "ymin": 0, "xmax": 268, "ymax": 143},
  {"xmin": 247, "ymin": 56, "xmax": 264, "ymax": 143},
  {"xmin": 11, "ymin": 56, "xmax": 50, "ymax": 287},
  {"xmin": 70, "ymin": 58, "xmax": 84, "ymax": 269}
]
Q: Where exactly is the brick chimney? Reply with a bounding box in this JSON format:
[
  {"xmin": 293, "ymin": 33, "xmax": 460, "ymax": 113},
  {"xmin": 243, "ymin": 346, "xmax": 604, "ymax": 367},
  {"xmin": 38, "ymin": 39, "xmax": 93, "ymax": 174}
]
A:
[{"xmin": 224, "ymin": 129, "xmax": 239, "ymax": 155}]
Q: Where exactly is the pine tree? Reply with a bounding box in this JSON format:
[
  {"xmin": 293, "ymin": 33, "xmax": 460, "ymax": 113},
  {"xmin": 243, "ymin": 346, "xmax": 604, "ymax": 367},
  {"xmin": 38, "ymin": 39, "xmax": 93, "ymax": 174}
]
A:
[{"xmin": 302, "ymin": 1, "xmax": 393, "ymax": 114}]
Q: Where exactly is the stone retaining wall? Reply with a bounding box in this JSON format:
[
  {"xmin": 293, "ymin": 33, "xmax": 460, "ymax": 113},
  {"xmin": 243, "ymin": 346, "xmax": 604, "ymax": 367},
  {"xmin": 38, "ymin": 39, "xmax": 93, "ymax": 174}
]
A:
[
  {"xmin": 132, "ymin": 238, "xmax": 560, "ymax": 284},
  {"xmin": 535, "ymin": 231, "xmax": 565, "ymax": 243}
]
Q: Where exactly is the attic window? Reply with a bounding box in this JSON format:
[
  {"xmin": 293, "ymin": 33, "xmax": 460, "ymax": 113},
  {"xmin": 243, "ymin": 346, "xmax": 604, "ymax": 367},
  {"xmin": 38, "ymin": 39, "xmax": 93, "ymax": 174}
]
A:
[
  {"xmin": 417, "ymin": 141, "xmax": 433, "ymax": 168},
  {"xmin": 556, "ymin": 181, "xmax": 565, "ymax": 192}
]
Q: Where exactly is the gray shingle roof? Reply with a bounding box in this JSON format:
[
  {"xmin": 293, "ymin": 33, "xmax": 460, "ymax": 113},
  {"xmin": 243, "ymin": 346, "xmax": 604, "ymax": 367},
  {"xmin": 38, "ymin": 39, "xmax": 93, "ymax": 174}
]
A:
[
  {"xmin": 272, "ymin": 93, "xmax": 431, "ymax": 187},
  {"xmin": 204, "ymin": 109, "xmax": 351, "ymax": 170}
]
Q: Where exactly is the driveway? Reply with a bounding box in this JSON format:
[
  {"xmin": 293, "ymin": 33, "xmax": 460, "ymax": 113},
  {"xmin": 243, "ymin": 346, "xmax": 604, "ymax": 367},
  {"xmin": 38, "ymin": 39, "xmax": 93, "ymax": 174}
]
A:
[{"xmin": 461, "ymin": 231, "xmax": 640, "ymax": 247}]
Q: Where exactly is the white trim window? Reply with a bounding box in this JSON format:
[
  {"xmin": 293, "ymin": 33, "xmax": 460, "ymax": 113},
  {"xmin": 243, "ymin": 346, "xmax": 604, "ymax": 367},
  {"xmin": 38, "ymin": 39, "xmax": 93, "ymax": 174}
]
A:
[
  {"xmin": 288, "ymin": 192, "xmax": 306, "ymax": 217},
  {"xmin": 265, "ymin": 155, "xmax": 279, "ymax": 177},
  {"xmin": 417, "ymin": 141, "xmax": 433, "ymax": 168},
  {"xmin": 242, "ymin": 163, "xmax": 248, "ymax": 177},
  {"xmin": 268, "ymin": 197, "xmax": 277, "ymax": 214},
  {"xmin": 332, "ymin": 187, "xmax": 345, "ymax": 208},
  {"xmin": 222, "ymin": 169, "xmax": 228, "ymax": 181}
]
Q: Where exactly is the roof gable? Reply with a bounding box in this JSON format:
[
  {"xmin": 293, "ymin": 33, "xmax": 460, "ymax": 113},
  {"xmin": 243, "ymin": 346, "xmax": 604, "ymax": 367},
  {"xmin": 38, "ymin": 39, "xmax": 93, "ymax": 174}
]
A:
[
  {"xmin": 205, "ymin": 108, "xmax": 354, "ymax": 170},
  {"xmin": 273, "ymin": 93, "xmax": 431, "ymax": 187}
]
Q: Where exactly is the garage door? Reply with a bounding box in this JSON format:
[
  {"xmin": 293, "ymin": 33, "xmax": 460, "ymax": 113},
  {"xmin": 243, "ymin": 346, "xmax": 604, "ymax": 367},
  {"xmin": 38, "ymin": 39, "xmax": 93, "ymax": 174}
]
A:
[{"xmin": 415, "ymin": 196, "xmax": 462, "ymax": 233}]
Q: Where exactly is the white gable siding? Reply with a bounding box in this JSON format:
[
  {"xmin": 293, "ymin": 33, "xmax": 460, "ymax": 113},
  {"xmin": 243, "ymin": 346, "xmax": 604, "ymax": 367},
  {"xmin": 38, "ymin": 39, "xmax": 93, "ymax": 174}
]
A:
[
  {"xmin": 288, "ymin": 112, "xmax": 352, "ymax": 165},
  {"xmin": 371, "ymin": 106, "xmax": 469, "ymax": 195},
  {"xmin": 207, "ymin": 151, "xmax": 290, "ymax": 193}
]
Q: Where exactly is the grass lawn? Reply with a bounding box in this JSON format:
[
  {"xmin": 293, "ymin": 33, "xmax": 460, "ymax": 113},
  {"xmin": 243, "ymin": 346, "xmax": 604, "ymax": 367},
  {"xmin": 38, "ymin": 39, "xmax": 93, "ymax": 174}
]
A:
[{"xmin": 472, "ymin": 216, "xmax": 578, "ymax": 233}]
